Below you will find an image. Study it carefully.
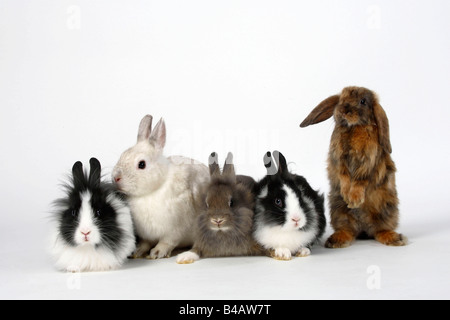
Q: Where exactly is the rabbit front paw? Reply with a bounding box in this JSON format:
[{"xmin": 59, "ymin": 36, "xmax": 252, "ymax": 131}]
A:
[
  {"xmin": 176, "ymin": 251, "xmax": 200, "ymax": 264},
  {"xmin": 270, "ymin": 248, "xmax": 292, "ymax": 261},
  {"xmin": 146, "ymin": 242, "xmax": 173, "ymax": 260},
  {"xmin": 129, "ymin": 241, "xmax": 152, "ymax": 259},
  {"xmin": 347, "ymin": 185, "xmax": 366, "ymax": 209},
  {"xmin": 295, "ymin": 247, "xmax": 311, "ymax": 257}
]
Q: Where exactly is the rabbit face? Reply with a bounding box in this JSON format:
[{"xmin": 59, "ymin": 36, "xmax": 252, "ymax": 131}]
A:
[
  {"xmin": 112, "ymin": 115, "xmax": 168, "ymax": 197},
  {"xmin": 258, "ymin": 180, "xmax": 308, "ymax": 231},
  {"xmin": 112, "ymin": 142, "xmax": 168, "ymax": 197},
  {"xmin": 205, "ymin": 184, "xmax": 235, "ymax": 232},
  {"xmin": 335, "ymin": 87, "xmax": 376, "ymax": 127},
  {"xmin": 70, "ymin": 192, "xmax": 102, "ymax": 246}
]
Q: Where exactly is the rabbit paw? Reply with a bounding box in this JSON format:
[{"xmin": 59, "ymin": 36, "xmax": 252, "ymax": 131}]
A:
[
  {"xmin": 66, "ymin": 265, "xmax": 81, "ymax": 273},
  {"xmin": 375, "ymin": 231, "xmax": 408, "ymax": 247},
  {"xmin": 325, "ymin": 230, "xmax": 355, "ymax": 249},
  {"xmin": 295, "ymin": 247, "xmax": 311, "ymax": 257},
  {"xmin": 340, "ymin": 176, "xmax": 351, "ymax": 202},
  {"xmin": 146, "ymin": 243, "xmax": 173, "ymax": 260},
  {"xmin": 271, "ymin": 248, "xmax": 292, "ymax": 261},
  {"xmin": 129, "ymin": 241, "xmax": 152, "ymax": 259},
  {"xmin": 176, "ymin": 251, "xmax": 200, "ymax": 264},
  {"xmin": 347, "ymin": 185, "xmax": 365, "ymax": 209}
]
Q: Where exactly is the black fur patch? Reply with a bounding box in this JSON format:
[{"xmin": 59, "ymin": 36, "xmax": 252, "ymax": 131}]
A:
[
  {"xmin": 255, "ymin": 155, "xmax": 326, "ymax": 246},
  {"xmin": 54, "ymin": 159, "xmax": 125, "ymax": 252}
]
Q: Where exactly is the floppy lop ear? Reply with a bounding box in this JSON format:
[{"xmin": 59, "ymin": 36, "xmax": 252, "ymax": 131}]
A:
[
  {"xmin": 300, "ymin": 95, "xmax": 340, "ymax": 128},
  {"xmin": 373, "ymin": 102, "xmax": 392, "ymax": 154}
]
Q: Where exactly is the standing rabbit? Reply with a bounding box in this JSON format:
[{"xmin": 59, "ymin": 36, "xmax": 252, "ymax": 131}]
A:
[
  {"xmin": 112, "ymin": 115, "xmax": 210, "ymax": 259},
  {"xmin": 176, "ymin": 152, "xmax": 261, "ymax": 264},
  {"xmin": 300, "ymin": 86, "xmax": 407, "ymax": 248}
]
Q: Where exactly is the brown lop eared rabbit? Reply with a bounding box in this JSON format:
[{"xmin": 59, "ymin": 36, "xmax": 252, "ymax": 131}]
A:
[{"xmin": 300, "ymin": 86, "xmax": 407, "ymax": 248}]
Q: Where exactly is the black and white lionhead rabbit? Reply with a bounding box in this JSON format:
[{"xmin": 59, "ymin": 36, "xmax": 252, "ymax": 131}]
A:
[
  {"xmin": 50, "ymin": 158, "xmax": 136, "ymax": 272},
  {"xmin": 254, "ymin": 151, "xmax": 326, "ymax": 260}
]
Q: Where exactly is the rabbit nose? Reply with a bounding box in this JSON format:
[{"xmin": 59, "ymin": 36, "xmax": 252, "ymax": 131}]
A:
[
  {"xmin": 112, "ymin": 169, "xmax": 122, "ymax": 183},
  {"xmin": 292, "ymin": 217, "xmax": 300, "ymax": 223},
  {"xmin": 211, "ymin": 218, "xmax": 224, "ymax": 226},
  {"xmin": 81, "ymin": 230, "xmax": 91, "ymax": 236},
  {"xmin": 81, "ymin": 230, "xmax": 91, "ymax": 241}
]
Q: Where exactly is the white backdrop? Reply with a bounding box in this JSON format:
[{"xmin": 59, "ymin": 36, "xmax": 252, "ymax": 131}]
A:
[{"xmin": 1, "ymin": 0, "xmax": 449, "ymax": 300}]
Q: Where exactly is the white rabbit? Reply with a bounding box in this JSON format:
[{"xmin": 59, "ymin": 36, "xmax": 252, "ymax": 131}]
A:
[{"xmin": 112, "ymin": 115, "xmax": 210, "ymax": 259}]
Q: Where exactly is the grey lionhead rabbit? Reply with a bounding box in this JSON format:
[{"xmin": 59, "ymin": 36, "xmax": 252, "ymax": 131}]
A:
[{"xmin": 176, "ymin": 152, "xmax": 261, "ymax": 264}]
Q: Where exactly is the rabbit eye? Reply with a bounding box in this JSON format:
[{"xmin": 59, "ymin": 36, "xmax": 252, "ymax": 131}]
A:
[
  {"xmin": 138, "ymin": 161, "xmax": 146, "ymax": 169},
  {"xmin": 229, "ymin": 199, "xmax": 234, "ymax": 207},
  {"xmin": 71, "ymin": 209, "xmax": 77, "ymax": 217},
  {"xmin": 275, "ymin": 198, "xmax": 283, "ymax": 208},
  {"xmin": 96, "ymin": 209, "xmax": 101, "ymax": 216},
  {"xmin": 360, "ymin": 98, "xmax": 367, "ymax": 106}
]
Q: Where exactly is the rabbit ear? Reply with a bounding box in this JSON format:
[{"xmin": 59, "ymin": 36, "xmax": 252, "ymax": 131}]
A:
[
  {"xmin": 149, "ymin": 118, "xmax": 166, "ymax": 149},
  {"xmin": 72, "ymin": 161, "xmax": 86, "ymax": 189},
  {"xmin": 209, "ymin": 152, "xmax": 220, "ymax": 177},
  {"xmin": 264, "ymin": 152, "xmax": 278, "ymax": 176},
  {"xmin": 137, "ymin": 115, "xmax": 153, "ymax": 142},
  {"xmin": 300, "ymin": 95, "xmax": 340, "ymax": 127},
  {"xmin": 223, "ymin": 152, "xmax": 236, "ymax": 182},
  {"xmin": 373, "ymin": 102, "xmax": 392, "ymax": 154},
  {"xmin": 273, "ymin": 151, "xmax": 288, "ymax": 176},
  {"xmin": 89, "ymin": 158, "xmax": 101, "ymax": 187}
]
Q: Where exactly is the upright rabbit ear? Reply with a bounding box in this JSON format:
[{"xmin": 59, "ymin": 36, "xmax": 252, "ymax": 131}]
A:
[
  {"xmin": 300, "ymin": 95, "xmax": 340, "ymax": 128},
  {"xmin": 89, "ymin": 158, "xmax": 102, "ymax": 187},
  {"xmin": 149, "ymin": 118, "xmax": 166, "ymax": 150},
  {"xmin": 223, "ymin": 152, "xmax": 236, "ymax": 182},
  {"xmin": 264, "ymin": 152, "xmax": 278, "ymax": 177},
  {"xmin": 72, "ymin": 161, "xmax": 86, "ymax": 189},
  {"xmin": 373, "ymin": 101, "xmax": 392, "ymax": 154},
  {"xmin": 209, "ymin": 152, "xmax": 220, "ymax": 177},
  {"xmin": 273, "ymin": 151, "xmax": 288, "ymax": 176},
  {"xmin": 137, "ymin": 115, "xmax": 153, "ymax": 142}
]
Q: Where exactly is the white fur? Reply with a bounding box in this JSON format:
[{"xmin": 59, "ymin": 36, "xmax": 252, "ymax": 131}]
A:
[
  {"xmin": 254, "ymin": 184, "xmax": 318, "ymax": 257},
  {"xmin": 259, "ymin": 186, "xmax": 268, "ymax": 199},
  {"xmin": 297, "ymin": 247, "xmax": 311, "ymax": 257},
  {"xmin": 74, "ymin": 192, "xmax": 101, "ymax": 246},
  {"xmin": 112, "ymin": 117, "xmax": 210, "ymax": 259},
  {"xmin": 176, "ymin": 251, "xmax": 200, "ymax": 264},
  {"xmin": 282, "ymin": 185, "xmax": 307, "ymax": 230},
  {"xmin": 51, "ymin": 192, "xmax": 135, "ymax": 273},
  {"xmin": 274, "ymin": 247, "xmax": 292, "ymax": 260},
  {"xmin": 128, "ymin": 157, "xmax": 209, "ymax": 258},
  {"xmin": 254, "ymin": 223, "xmax": 317, "ymax": 254}
]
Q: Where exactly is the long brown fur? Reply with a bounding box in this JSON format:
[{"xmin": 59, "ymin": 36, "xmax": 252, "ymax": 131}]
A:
[{"xmin": 301, "ymin": 87, "xmax": 407, "ymax": 248}]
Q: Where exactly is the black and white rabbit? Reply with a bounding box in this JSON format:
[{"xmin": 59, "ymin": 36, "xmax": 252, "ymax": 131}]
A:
[
  {"xmin": 51, "ymin": 158, "xmax": 136, "ymax": 272},
  {"xmin": 254, "ymin": 151, "xmax": 326, "ymax": 260}
]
